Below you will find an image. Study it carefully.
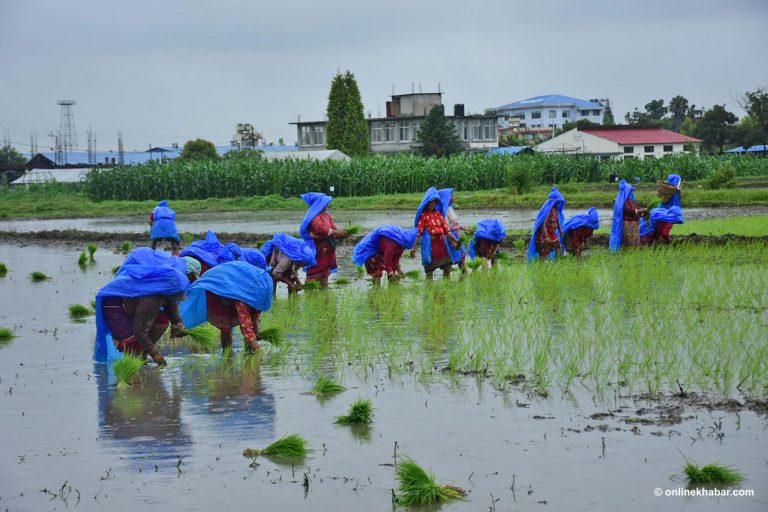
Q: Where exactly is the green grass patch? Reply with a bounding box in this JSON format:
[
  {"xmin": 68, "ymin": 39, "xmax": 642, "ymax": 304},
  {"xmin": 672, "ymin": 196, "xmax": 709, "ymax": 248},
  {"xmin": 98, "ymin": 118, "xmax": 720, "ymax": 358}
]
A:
[
  {"xmin": 335, "ymin": 277, "xmax": 351, "ymax": 286},
  {"xmin": 395, "ymin": 458, "xmax": 466, "ymax": 506},
  {"xmin": 68, "ymin": 303, "xmax": 93, "ymax": 318},
  {"xmin": 120, "ymin": 241, "xmax": 132, "ymax": 253},
  {"xmin": 30, "ymin": 271, "xmax": 48, "ymax": 282},
  {"xmin": 242, "ymin": 434, "xmax": 311, "ymax": 459},
  {"xmin": 335, "ymin": 398, "xmax": 374, "ymax": 425},
  {"xmin": 404, "ymin": 270, "xmax": 421, "ymax": 279},
  {"xmin": 684, "ymin": 461, "xmax": 744, "ymax": 486},
  {"xmin": 113, "ymin": 354, "xmax": 145, "ymax": 388},
  {"xmin": 310, "ymin": 375, "xmax": 346, "ymax": 396}
]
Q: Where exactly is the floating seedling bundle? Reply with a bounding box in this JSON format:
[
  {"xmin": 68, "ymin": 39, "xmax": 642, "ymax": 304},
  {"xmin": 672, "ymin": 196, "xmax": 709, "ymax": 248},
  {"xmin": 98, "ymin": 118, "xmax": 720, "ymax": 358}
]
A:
[
  {"xmin": 68, "ymin": 304, "xmax": 93, "ymax": 318},
  {"xmin": 30, "ymin": 271, "xmax": 48, "ymax": 282},
  {"xmin": 335, "ymin": 398, "xmax": 373, "ymax": 425},
  {"xmin": 395, "ymin": 458, "xmax": 466, "ymax": 506},
  {"xmin": 242, "ymin": 434, "xmax": 311, "ymax": 460},
  {"xmin": 0, "ymin": 328, "xmax": 15, "ymax": 341},
  {"xmin": 681, "ymin": 453, "xmax": 744, "ymax": 486},
  {"xmin": 309, "ymin": 376, "xmax": 346, "ymax": 396},
  {"xmin": 0, "ymin": 263, "xmax": 7, "ymax": 276}
]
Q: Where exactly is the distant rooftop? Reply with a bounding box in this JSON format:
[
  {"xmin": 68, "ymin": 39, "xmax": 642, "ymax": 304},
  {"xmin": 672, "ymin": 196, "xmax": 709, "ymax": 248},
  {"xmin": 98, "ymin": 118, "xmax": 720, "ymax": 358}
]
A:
[
  {"xmin": 582, "ymin": 127, "xmax": 701, "ymax": 145},
  {"xmin": 496, "ymin": 94, "xmax": 603, "ymax": 111}
]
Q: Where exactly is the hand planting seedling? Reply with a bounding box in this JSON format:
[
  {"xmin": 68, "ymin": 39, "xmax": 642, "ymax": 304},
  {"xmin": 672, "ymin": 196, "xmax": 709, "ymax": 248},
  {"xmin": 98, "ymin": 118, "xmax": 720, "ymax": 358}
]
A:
[
  {"xmin": 309, "ymin": 375, "xmax": 346, "ymax": 396},
  {"xmin": 242, "ymin": 434, "xmax": 311, "ymax": 460},
  {"xmin": 303, "ymin": 281, "xmax": 322, "ymax": 291},
  {"xmin": 345, "ymin": 224, "xmax": 362, "ymax": 236},
  {"xmin": 404, "ymin": 270, "xmax": 421, "ymax": 280},
  {"xmin": 182, "ymin": 323, "xmax": 219, "ymax": 351},
  {"xmin": 395, "ymin": 457, "xmax": 466, "ymax": 506},
  {"xmin": 30, "ymin": 271, "xmax": 49, "ymax": 282},
  {"xmin": 113, "ymin": 353, "xmax": 145, "ymax": 388},
  {"xmin": 335, "ymin": 398, "xmax": 373, "ymax": 425}
]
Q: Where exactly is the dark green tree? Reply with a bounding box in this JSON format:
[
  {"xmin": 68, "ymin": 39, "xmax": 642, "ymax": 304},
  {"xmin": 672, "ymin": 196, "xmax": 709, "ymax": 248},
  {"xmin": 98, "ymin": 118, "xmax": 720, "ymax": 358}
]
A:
[
  {"xmin": 180, "ymin": 139, "xmax": 220, "ymax": 161},
  {"xmin": 340, "ymin": 71, "xmax": 370, "ymax": 157},
  {"xmin": 738, "ymin": 87, "xmax": 768, "ymax": 147},
  {"xmin": 325, "ymin": 71, "xmax": 348, "ymax": 152},
  {"xmin": 668, "ymin": 95, "xmax": 689, "ymax": 132},
  {"xmin": 697, "ymin": 105, "xmax": 738, "ymax": 154},
  {"xmin": 0, "ymin": 144, "xmax": 26, "ymax": 165},
  {"xmin": 602, "ymin": 103, "xmax": 615, "ymax": 125},
  {"xmin": 413, "ymin": 105, "xmax": 462, "ymax": 157},
  {"xmin": 644, "ymin": 99, "xmax": 668, "ymax": 120}
]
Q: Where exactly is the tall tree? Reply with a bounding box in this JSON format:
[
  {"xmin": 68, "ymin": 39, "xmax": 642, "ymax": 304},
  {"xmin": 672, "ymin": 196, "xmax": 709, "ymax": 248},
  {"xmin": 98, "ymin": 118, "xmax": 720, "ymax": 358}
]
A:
[
  {"xmin": 413, "ymin": 105, "xmax": 462, "ymax": 157},
  {"xmin": 738, "ymin": 87, "xmax": 768, "ymax": 147},
  {"xmin": 644, "ymin": 99, "xmax": 668, "ymax": 120},
  {"xmin": 339, "ymin": 71, "xmax": 370, "ymax": 157},
  {"xmin": 697, "ymin": 105, "xmax": 738, "ymax": 154},
  {"xmin": 668, "ymin": 95, "xmax": 689, "ymax": 132},
  {"xmin": 180, "ymin": 139, "xmax": 220, "ymax": 161},
  {"xmin": 325, "ymin": 71, "xmax": 348, "ymax": 152},
  {"xmin": 0, "ymin": 144, "xmax": 26, "ymax": 165},
  {"xmin": 602, "ymin": 103, "xmax": 615, "ymax": 125}
]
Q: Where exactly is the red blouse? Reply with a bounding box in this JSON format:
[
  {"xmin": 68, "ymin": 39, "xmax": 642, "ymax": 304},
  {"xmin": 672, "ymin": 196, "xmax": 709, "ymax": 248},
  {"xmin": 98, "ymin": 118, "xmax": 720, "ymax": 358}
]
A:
[
  {"xmin": 417, "ymin": 210, "xmax": 451, "ymax": 236},
  {"xmin": 623, "ymin": 198, "xmax": 642, "ymax": 221},
  {"xmin": 309, "ymin": 213, "xmax": 337, "ymax": 239}
]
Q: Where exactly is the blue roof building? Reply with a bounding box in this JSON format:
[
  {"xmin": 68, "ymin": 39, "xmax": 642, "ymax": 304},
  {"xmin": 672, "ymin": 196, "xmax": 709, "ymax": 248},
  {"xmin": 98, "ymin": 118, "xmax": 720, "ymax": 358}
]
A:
[{"xmin": 493, "ymin": 94, "xmax": 607, "ymax": 132}]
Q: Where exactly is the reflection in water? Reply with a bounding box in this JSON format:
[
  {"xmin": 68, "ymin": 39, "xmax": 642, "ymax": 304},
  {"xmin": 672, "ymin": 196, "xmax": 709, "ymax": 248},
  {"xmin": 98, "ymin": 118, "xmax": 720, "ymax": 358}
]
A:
[{"xmin": 95, "ymin": 362, "xmax": 192, "ymax": 470}]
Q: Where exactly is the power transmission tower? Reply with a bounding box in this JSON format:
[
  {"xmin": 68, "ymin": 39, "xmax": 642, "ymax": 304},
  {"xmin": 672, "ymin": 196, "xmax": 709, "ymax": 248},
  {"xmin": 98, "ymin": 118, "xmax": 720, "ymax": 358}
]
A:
[
  {"xmin": 87, "ymin": 126, "xmax": 93, "ymax": 164},
  {"xmin": 57, "ymin": 99, "xmax": 78, "ymax": 164},
  {"xmin": 30, "ymin": 131, "xmax": 38, "ymax": 156},
  {"xmin": 117, "ymin": 130, "xmax": 124, "ymax": 165}
]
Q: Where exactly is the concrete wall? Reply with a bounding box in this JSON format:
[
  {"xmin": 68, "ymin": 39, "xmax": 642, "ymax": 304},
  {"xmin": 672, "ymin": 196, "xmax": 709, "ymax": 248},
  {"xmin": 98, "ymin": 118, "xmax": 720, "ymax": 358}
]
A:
[
  {"xmin": 536, "ymin": 129, "xmax": 619, "ymax": 155},
  {"xmin": 497, "ymin": 104, "xmax": 603, "ymax": 130},
  {"xmin": 620, "ymin": 143, "xmax": 687, "ymax": 160}
]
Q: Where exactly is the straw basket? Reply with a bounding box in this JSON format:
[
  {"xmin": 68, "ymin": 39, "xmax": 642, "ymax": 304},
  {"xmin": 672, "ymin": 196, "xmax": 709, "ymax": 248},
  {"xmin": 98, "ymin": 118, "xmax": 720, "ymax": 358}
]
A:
[{"xmin": 656, "ymin": 181, "xmax": 678, "ymax": 201}]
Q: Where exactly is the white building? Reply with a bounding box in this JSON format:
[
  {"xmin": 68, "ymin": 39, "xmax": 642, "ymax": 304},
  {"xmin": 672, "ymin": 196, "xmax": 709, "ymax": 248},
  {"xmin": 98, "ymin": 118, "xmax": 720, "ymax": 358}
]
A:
[
  {"xmin": 535, "ymin": 127, "xmax": 702, "ymax": 160},
  {"xmin": 493, "ymin": 94, "xmax": 607, "ymax": 131}
]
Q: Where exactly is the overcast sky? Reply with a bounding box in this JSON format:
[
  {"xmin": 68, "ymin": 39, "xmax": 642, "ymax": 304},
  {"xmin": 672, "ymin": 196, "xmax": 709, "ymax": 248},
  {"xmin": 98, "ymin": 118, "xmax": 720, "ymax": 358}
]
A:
[{"xmin": 1, "ymin": 0, "xmax": 766, "ymax": 152}]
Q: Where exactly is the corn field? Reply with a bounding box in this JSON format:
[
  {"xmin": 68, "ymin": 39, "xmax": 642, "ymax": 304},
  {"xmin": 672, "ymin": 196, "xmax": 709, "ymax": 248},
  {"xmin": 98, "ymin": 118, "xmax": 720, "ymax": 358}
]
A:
[{"xmin": 83, "ymin": 154, "xmax": 768, "ymax": 201}]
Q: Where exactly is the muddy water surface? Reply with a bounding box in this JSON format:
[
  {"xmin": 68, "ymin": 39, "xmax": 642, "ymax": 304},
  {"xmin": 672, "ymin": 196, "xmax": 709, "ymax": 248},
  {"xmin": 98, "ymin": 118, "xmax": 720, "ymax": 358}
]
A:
[{"xmin": 0, "ymin": 243, "xmax": 765, "ymax": 511}]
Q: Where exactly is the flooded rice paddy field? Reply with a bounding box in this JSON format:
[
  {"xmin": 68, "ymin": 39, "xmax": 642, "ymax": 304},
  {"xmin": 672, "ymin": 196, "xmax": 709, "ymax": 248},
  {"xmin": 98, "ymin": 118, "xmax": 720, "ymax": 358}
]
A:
[{"xmin": 0, "ymin": 242, "xmax": 766, "ymax": 511}]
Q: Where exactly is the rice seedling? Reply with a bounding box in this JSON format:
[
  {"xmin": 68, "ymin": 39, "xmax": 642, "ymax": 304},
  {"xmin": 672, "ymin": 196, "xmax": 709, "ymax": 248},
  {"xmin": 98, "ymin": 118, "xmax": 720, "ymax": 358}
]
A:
[
  {"xmin": 181, "ymin": 232, "xmax": 194, "ymax": 244},
  {"xmin": 120, "ymin": 241, "xmax": 132, "ymax": 253},
  {"xmin": 242, "ymin": 434, "xmax": 311, "ymax": 459},
  {"xmin": 89, "ymin": 299, "xmax": 97, "ymax": 310},
  {"xmin": 182, "ymin": 323, "xmax": 219, "ymax": 351},
  {"xmin": 78, "ymin": 252, "xmax": 88, "ymax": 267},
  {"xmin": 87, "ymin": 243, "xmax": 98, "ymax": 261},
  {"xmin": 683, "ymin": 458, "xmax": 744, "ymax": 486},
  {"xmin": 466, "ymin": 259, "xmax": 482, "ymax": 271},
  {"xmin": 335, "ymin": 277, "xmax": 351, "ymax": 286},
  {"xmin": 513, "ymin": 239, "xmax": 526, "ymax": 253},
  {"xmin": 335, "ymin": 398, "xmax": 374, "ymax": 425},
  {"xmin": 355, "ymin": 265, "xmax": 365, "ymax": 277},
  {"xmin": 404, "ymin": 270, "xmax": 421, "ymax": 280},
  {"xmin": 111, "ymin": 265, "xmax": 120, "ymax": 274},
  {"xmin": 395, "ymin": 458, "xmax": 466, "ymax": 506},
  {"xmin": 309, "ymin": 375, "xmax": 346, "ymax": 396},
  {"xmin": 68, "ymin": 303, "xmax": 93, "ymax": 318},
  {"xmin": 30, "ymin": 271, "xmax": 48, "ymax": 282},
  {"xmin": 345, "ymin": 224, "xmax": 362, "ymax": 235},
  {"xmin": 0, "ymin": 263, "xmax": 7, "ymax": 276},
  {"xmin": 303, "ymin": 280, "xmax": 322, "ymax": 291},
  {"xmin": 258, "ymin": 327, "xmax": 283, "ymax": 346},
  {"xmin": 0, "ymin": 327, "xmax": 15, "ymax": 341},
  {"xmin": 113, "ymin": 353, "xmax": 145, "ymax": 388}
]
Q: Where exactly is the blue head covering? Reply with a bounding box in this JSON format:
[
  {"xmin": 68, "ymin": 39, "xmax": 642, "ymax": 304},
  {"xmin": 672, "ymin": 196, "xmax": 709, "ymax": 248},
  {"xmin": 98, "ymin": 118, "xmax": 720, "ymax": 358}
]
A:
[
  {"xmin": 180, "ymin": 261, "xmax": 273, "ymax": 329},
  {"xmin": 469, "ymin": 219, "xmax": 506, "ymax": 259},
  {"xmin": 240, "ymin": 248, "xmax": 267, "ymax": 269},
  {"xmin": 527, "ymin": 187, "xmax": 566, "ymax": 262},
  {"xmin": 660, "ymin": 174, "xmax": 682, "ymax": 209},
  {"xmin": 562, "ymin": 207, "xmax": 600, "ymax": 235},
  {"xmin": 639, "ymin": 206, "xmax": 685, "ymax": 238},
  {"xmin": 608, "ymin": 180, "xmax": 636, "ymax": 253},
  {"xmin": 118, "ymin": 247, "xmax": 187, "ymax": 276},
  {"xmin": 414, "ymin": 187, "xmax": 442, "ymax": 228},
  {"xmin": 262, "ymin": 233, "xmax": 317, "ymax": 267},
  {"xmin": 94, "ymin": 264, "xmax": 190, "ymax": 362},
  {"xmin": 299, "ymin": 192, "xmax": 333, "ymax": 240},
  {"xmin": 150, "ymin": 200, "xmax": 179, "ymax": 241},
  {"xmin": 225, "ymin": 242, "xmax": 242, "ymax": 260},
  {"xmin": 437, "ymin": 188, "xmax": 454, "ymax": 217},
  {"xmin": 180, "ymin": 230, "xmax": 224, "ymax": 269},
  {"xmin": 351, "ymin": 226, "xmax": 419, "ymax": 266}
]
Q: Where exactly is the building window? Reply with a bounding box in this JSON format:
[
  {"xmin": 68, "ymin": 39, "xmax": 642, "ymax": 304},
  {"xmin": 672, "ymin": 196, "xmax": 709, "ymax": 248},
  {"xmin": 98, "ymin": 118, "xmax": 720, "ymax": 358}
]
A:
[
  {"xmin": 644, "ymin": 145, "xmax": 654, "ymax": 153},
  {"xmin": 531, "ymin": 111, "xmax": 542, "ymax": 119},
  {"xmin": 461, "ymin": 122, "xmax": 469, "ymax": 141},
  {"xmin": 399, "ymin": 123, "xmax": 410, "ymax": 142},
  {"xmin": 311, "ymin": 126, "xmax": 324, "ymax": 145},
  {"xmin": 371, "ymin": 124, "xmax": 382, "ymax": 143},
  {"xmin": 385, "ymin": 122, "xmax": 396, "ymax": 142},
  {"xmin": 301, "ymin": 126, "xmax": 311, "ymax": 145},
  {"xmin": 592, "ymin": 110, "xmax": 600, "ymax": 116},
  {"xmin": 472, "ymin": 121, "xmax": 482, "ymax": 141},
  {"xmin": 483, "ymin": 119, "xmax": 495, "ymax": 140},
  {"xmin": 561, "ymin": 111, "xmax": 570, "ymax": 118},
  {"xmin": 413, "ymin": 122, "xmax": 420, "ymax": 140},
  {"xmin": 516, "ymin": 112, "xmax": 525, "ymax": 120},
  {"xmin": 549, "ymin": 110, "xmax": 557, "ymax": 118},
  {"xmin": 624, "ymin": 146, "xmax": 634, "ymax": 154},
  {"xmin": 624, "ymin": 155, "xmax": 635, "ymax": 160},
  {"xmin": 579, "ymin": 110, "xmax": 589, "ymax": 116},
  {"xmin": 663, "ymin": 145, "xmax": 673, "ymax": 152}
]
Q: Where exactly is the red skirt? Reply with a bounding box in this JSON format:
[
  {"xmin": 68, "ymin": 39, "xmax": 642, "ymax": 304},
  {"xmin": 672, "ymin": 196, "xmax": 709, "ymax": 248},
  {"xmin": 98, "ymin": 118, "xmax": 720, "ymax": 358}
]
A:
[
  {"xmin": 206, "ymin": 292, "xmax": 238, "ymax": 331},
  {"xmin": 306, "ymin": 238, "xmax": 336, "ymax": 282},
  {"xmin": 425, "ymin": 234, "xmax": 452, "ymax": 272},
  {"xmin": 476, "ymin": 238, "xmax": 497, "ymax": 259}
]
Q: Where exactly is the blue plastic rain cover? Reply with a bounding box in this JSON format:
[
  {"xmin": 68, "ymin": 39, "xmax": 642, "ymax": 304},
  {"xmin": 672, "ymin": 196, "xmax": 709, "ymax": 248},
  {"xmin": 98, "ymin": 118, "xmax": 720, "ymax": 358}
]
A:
[
  {"xmin": 351, "ymin": 225, "xmax": 418, "ymax": 266},
  {"xmin": 150, "ymin": 200, "xmax": 179, "ymax": 240},
  {"xmin": 261, "ymin": 233, "xmax": 317, "ymax": 267},
  {"xmin": 608, "ymin": 180, "xmax": 635, "ymax": 253},
  {"xmin": 469, "ymin": 219, "xmax": 507, "ymax": 259},
  {"xmin": 527, "ymin": 187, "xmax": 566, "ymax": 261},
  {"xmin": 299, "ymin": 192, "xmax": 332, "ymax": 240}
]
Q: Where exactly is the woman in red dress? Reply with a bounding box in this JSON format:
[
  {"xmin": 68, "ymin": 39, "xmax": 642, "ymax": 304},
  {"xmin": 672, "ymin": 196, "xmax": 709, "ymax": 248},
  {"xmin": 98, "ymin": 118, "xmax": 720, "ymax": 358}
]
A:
[
  {"xmin": 299, "ymin": 192, "xmax": 349, "ymax": 288},
  {"xmin": 412, "ymin": 187, "xmax": 459, "ymax": 280}
]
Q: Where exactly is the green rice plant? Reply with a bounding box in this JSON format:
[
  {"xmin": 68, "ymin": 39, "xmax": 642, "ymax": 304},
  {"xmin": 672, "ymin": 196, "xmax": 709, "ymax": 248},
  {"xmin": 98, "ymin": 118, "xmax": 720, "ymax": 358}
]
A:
[
  {"xmin": 120, "ymin": 241, "xmax": 132, "ymax": 253},
  {"xmin": 335, "ymin": 277, "xmax": 351, "ymax": 286},
  {"xmin": 0, "ymin": 327, "xmax": 15, "ymax": 341},
  {"xmin": 303, "ymin": 280, "xmax": 322, "ymax": 291},
  {"xmin": 466, "ymin": 259, "xmax": 482, "ymax": 271},
  {"xmin": 683, "ymin": 458, "xmax": 744, "ymax": 486},
  {"xmin": 242, "ymin": 434, "xmax": 311, "ymax": 459},
  {"xmin": 310, "ymin": 375, "xmax": 346, "ymax": 396},
  {"xmin": 87, "ymin": 243, "xmax": 98, "ymax": 261},
  {"xmin": 345, "ymin": 224, "xmax": 362, "ymax": 235},
  {"xmin": 89, "ymin": 299, "xmax": 97, "ymax": 310},
  {"xmin": 395, "ymin": 458, "xmax": 466, "ymax": 506},
  {"xmin": 182, "ymin": 323, "xmax": 219, "ymax": 351},
  {"xmin": 30, "ymin": 271, "xmax": 48, "ymax": 282},
  {"xmin": 495, "ymin": 251, "xmax": 512, "ymax": 263},
  {"xmin": 404, "ymin": 270, "xmax": 421, "ymax": 280},
  {"xmin": 513, "ymin": 239, "xmax": 526, "ymax": 253},
  {"xmin": 78, "ymin": 252, "xmax": 88, "ymax": 267},
  {"xmin": 335, "ymin": 398, "xmax": 373, "ymax": 425},
  {"xmin": 458, "ymin": 232, "xmax": 470, "ymax": 247},
  {"xmin": 0, "ymin": 263, "xmax": 7, "ymax": 276},
  {"xmin": 181, "ymin": 232, "xmax": 194, "ymax": 244},
  {"xmin": 258, "ymin": 327, "xmax": 283, "ymax": 346},
  {"xmin": 355, "ymin": 265, "xmax": 365, "ymax": 277},
  {"xmin": 68, "ymin": 303, "xmax": 93, "ymax": 318},
  {"xmin": 113, "ymin": 354, "xmax": 145, "ymax": 388},
  {"xmin": 112, "ymin": 265, "xmax": 120, "ymax": 274}
]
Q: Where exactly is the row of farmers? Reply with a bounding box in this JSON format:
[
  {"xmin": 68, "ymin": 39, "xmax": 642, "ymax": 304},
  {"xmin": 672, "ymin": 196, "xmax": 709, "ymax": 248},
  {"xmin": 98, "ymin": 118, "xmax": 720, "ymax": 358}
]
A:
[{"xmin": 94, "ymin": 174, "xmax": 683, "ymax": 365}]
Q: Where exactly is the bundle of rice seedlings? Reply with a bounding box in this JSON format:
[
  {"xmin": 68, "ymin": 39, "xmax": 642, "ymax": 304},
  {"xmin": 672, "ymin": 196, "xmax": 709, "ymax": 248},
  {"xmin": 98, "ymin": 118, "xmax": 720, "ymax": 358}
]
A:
[
  {"xmin": 466, "ymin": 259, "xmax": 482, "ymax": 271},
  {"xmin": 87, "ymin": 243, "xmax": 98, "ymax": 261},
  {"xmin": 458, "ymin": 233, "xmax": 470, "ymax": 247},
  {"xmin": 346, "ymin": 224, "xmax": 362, "ymax": 236},
  {"xmin": 113, "ymin": 354, "xmax": 145, "ymax": 388},
  {"xmin": 120, "ymin": 241, "xmax": 132, "ymax": 253},
  {"xmin": 181, "ymin": 232, "xmax": 194, "ymax": 244},
  {"xmin": 111, "ymin": 265, "xmax": 121, "ymax": 274},
  {"xmin": 404, "ymin": 270, "xmax": 421, "ymax": 280},
  {"xmin": 496, "ymin": 251, "xmax": 513, "ymax": 265},
  {"xmin": 78, "ymin": 252, "xmax": 88, "ymax": 267},
  {"xmin": 0, "ymin": 263, "xmax": 8, "ymax": 276},
  {"xmin": 242, "ymin": 434, "xmax": 311, "ymax": 459},
  {"xmin": 310, "ymin": 375, "xmax": 346, "ymax": 396},
  {"xmin": 335, "ymin": 398, "xmax": 374, "ymax": 425},
  {"xmin": 258, "ymin": 327, "xmax": 283, "ymax": 346},
  {"xmin": 30, "ymin": 271, "xmax": 49, "ymax": 282},
  {"xmin": 0, "ymin": 328, "xmax": 15, "ymax": 341},
  {"xmin": 303, "ymin": 281, "xmax": 322, "ymax": 291},
  {"xmin": 335, "ymin": 277, "xmax": 351, "ymax": 286},
  {"xmin": 68, "ymin": 303, "xmax": 93, "ymax": 318},
  {"xmin": 182, "ymin": 323, "xmax": 219, "ymax": 351},
  {"xmin": 684, "ymin": 461, "xmax": 744, "ymax": 486},
  {"xmin": 395, "ymin": 458, "xmax": 466, "ymax": 506}
]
